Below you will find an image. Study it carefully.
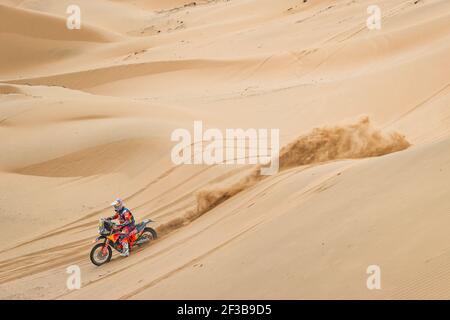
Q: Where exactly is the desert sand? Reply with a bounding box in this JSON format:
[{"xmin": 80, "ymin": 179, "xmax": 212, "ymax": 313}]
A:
[{"xmin": 0, "ymin": 0, "xmax": 449, "ymax": 299}]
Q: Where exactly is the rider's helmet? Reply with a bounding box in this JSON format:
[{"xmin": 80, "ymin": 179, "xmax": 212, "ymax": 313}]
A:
[{"xmin": 111, "ymin": 198, "xmax": 124, "ymax": 212}]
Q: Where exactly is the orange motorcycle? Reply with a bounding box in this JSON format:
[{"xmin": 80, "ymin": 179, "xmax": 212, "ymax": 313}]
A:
[{"xmin": 90, "ymin": 218, "xmax": 157, "ymax": 266}]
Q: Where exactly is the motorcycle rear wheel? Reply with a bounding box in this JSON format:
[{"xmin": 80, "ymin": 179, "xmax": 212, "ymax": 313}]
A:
[
  {"xmin": 90, "ymin": 243, "xmax": 112, "ymax": 266},
  {"xmin": 136, "ymin": 227, "xmax": 157, "ymax": 245}
]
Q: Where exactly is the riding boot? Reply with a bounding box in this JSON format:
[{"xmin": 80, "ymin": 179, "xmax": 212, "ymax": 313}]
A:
[{"xmin": 120, "ymin": 241, "xmax": 130, "ymax": 257}]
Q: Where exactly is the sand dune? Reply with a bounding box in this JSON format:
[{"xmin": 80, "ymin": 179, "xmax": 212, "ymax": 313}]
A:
[
  {"xmin": 0, "ymin": 0, "xmax": 449, "ymax": 299},
  {"xmin": 0, "ymin": 4, "xmax": 119, "ymax": 76},
  {"xmin": 196, "ymin": 117, "xmax": 410, "ymax": 214},
  {"xmin": 0, "ymin": 4, "xmax": 116, "ymax": 41}
]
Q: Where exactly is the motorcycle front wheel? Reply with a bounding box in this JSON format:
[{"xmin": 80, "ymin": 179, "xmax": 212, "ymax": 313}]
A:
[{"xmin": 90, "ymin": 243, "xmax": 112, "ymax": 266}]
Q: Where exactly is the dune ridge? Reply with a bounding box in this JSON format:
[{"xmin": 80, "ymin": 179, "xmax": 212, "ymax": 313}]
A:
[
  {"xmin": 0, "ymin": 4, "xmax": 117, "ymax": 42},
  {"xmin": 196, "ymin": 117, "xmax": 410, "ymax": 214}
]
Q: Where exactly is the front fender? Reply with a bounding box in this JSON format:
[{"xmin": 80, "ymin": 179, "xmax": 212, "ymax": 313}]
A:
[{"xmin": 92, "ymin": 236, "xmax": 106, "ymax": 243}]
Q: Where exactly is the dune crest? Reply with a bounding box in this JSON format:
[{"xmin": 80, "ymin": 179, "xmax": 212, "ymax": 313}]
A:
[
  {"xmin": 279, "ymin": 116, "xmax": 411, "ymax": 169},
  {"xmin": 196, "ymin": 117, "xmax": 410, "ymax": 213}
]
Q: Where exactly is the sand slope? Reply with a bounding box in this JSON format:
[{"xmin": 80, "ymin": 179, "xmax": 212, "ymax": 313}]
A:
[{"xmin": 0, "ymin": 0, "xmax": 449, "ymax": 299}]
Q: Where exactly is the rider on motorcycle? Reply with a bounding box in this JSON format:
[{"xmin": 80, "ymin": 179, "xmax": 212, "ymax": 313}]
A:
[{"xmin": 107, "ymin": 199, "xmax": 136, "ymax": 257}]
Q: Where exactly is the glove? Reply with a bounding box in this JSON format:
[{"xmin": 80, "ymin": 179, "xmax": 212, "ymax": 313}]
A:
[{"xmin": 117, "ymin": 221, "xmax": 130, "ymax": 228}]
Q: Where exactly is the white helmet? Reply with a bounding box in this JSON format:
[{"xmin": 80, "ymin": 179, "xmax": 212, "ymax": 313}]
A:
[{"xmin": 111, "ymin": 198, "xmax": 124, "ymax": 212}]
